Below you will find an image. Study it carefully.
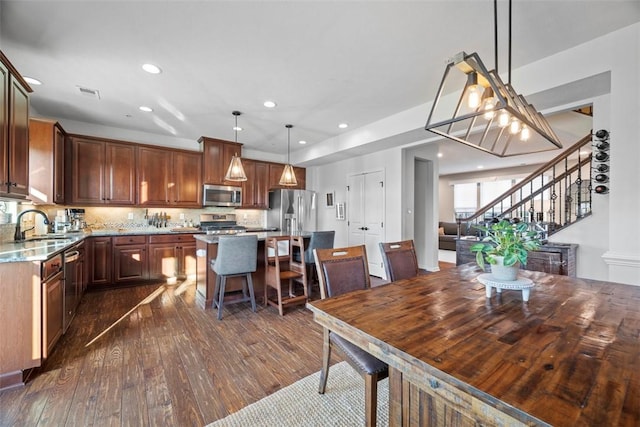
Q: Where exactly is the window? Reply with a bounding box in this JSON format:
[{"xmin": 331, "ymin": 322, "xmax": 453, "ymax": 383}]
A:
[{"xmin": 453, "ymin": 183, "xmax": 477, "ymax": 218}]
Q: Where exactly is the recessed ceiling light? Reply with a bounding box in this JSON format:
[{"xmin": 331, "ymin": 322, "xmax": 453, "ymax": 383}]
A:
[
  {"xmin": 298, "ymin": 140, "xmax": 307, "ymax": 145},
  {"xmin": 139, "ymin": 106, "xmax": 153, "ymax": 112},
  {"xmin": 263, "ymin": 100, "xmax": 277, "ymax": 108},
  {"xmin": 338, "ymin": 123, "xmax": 348, "ymax": 129},
  {"xmin": 24, "ymin": 76, "xmax": 42, "ymax": 85},
  {"xmin": 437, "ymin": 152, "xmax": 443, "ymax": 158},
  {"xmin": 233, "ymin": 126, "xmax": 243, "ymax": 131},
  {"xmin": 477, "ymin": 165, "xmax": 484, "ymax": 169},
  {"xmin": 142, "ymin": 63, "xmax": 162, "ymax": 74}
]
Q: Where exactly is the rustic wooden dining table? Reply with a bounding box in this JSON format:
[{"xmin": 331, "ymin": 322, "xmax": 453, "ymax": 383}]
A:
[{"xmin": 307, "ymin": 263, "xmax": 640, "ymax": 426}]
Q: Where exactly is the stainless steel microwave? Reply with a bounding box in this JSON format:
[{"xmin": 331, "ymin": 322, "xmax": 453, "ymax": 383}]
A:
[{"xmin": 202, "ymin": 184, "xmax": 242, "ymax": 207}]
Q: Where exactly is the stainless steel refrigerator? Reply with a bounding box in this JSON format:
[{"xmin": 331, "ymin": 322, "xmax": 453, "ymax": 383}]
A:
[{"xmin": 267, "ymin": 189, "xmax": 317, "ymax": 233}]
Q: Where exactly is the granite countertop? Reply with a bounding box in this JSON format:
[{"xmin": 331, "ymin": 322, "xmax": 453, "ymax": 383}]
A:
[{"xmin": 0, "ymin": 227, "xmax": 204, "ymax": 263}]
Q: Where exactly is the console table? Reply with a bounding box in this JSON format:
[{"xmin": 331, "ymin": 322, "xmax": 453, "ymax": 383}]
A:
[
  {"xmin": 307, "ymin": 264, "xmax": 640, "ymax": 426},
  {"xmin": 456, "ymin": 238, "xmax": 578, "ymax": 276}
]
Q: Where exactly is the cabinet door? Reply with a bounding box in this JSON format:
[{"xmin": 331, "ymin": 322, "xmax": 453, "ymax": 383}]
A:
[
  {"xmin": 71, "ymin": 138, "xmax": 105, "ymax": 204},
  {"xmin": 89, "ymin": 237, "xmax": 112, "ymax": 286},
  {"xmin": 53, "ymin": 125, "xmax": 65, "ymax": 203},
  {"xmin": 241, "ymin": 159, "xmax": 256, "ymax": 207},
  {"xmin": 42, "ymin": 272, "xmax": 64, "ymax": 359},
  {"xmin": 201, "ymin": 138, "xmax": 223, "ymax": 184},
  {"xmin": 268, "ymin": 163, "xmax": 285, "ymax": 189},
  {"xmin": 0, "ymin": 60, "xmax": 7, "ymax": 193},
  {"xmin": 293, "ymin": 167, "xmax": 306, "ymax": 190},
  {"xmin": 137, "ymin": 146, "xmax": 170, "ymax": 205},
  {"xmin": 172, "ymin": 150, "xmax": 202, "ymax": 206},
  {"xmin": 113, "ymin": 244, "xmax": 148, "ymax": 283},
  {"xmin": 105, "ymin": 142, "xmax": 136, "ymax": 205},
  {"xmin": 148, "ymin": 243, "xmax": 178, "ymax": 280},
  {"xmin": 7, "ymin": 75, "xmax": 29, "ymax": 197},
  {"xmin": 254, "ymin": 161, "xmax": 270, "ymax": 207},
  {"xmin": 180, "ymin": 242, "xmax": 197, "ymax": 278}
]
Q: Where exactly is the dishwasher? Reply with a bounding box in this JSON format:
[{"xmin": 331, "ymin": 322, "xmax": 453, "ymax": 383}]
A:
[{"xmin": 63, "ymin": 243, "xmax": 81, "ymax": 332}]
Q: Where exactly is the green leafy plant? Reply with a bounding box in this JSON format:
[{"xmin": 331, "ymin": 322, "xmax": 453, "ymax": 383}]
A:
[{"xmin": 470, "ymin": 220, "xmax": 541, "ymax": 271}]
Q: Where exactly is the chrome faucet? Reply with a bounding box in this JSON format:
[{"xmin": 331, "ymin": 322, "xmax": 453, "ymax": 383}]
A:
[{"xmin": 14, "ymin": 209, "xmax": 50, "ymax": 241}]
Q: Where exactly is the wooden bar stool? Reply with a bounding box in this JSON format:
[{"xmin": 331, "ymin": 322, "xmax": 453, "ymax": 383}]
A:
[
  {"xmin": 264, "ymin": 235, "xmax": 308, "ymax": 316},
  {"xmin": 211, "ymin": 235, "xmax": 258, "ymax": 320}
]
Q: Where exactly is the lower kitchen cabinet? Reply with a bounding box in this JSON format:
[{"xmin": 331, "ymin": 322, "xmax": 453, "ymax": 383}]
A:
[
  {"xmin": 88, "ymin": 236, "xmax": 112, "ymax": 286},
  {"xmin": 113, "ymin": 235, "xmax": 148, "ymax": 283},
  {"xmin": 42, "ymin": 254, "xmax": 64, "ymax": 359},
  {"xmin": 148, "ymin": 234, "xmax": 196, "ymax": 280}
]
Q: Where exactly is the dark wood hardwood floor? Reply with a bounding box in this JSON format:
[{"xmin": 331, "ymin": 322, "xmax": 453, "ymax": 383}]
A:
[{"xmin": 0, "ymin": 262, "xmax": 454, "ymax": 427}]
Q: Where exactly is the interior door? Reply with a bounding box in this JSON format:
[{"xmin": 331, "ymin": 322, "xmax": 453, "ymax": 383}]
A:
[{"xmin": 348, "ymin": 171, "xmax": 385, "ymax": 277}]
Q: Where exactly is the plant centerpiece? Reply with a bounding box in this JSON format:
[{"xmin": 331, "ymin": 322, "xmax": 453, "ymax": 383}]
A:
[{"xmin": 470, "ymin": 220, "xmax": 541, "ymax": 281}]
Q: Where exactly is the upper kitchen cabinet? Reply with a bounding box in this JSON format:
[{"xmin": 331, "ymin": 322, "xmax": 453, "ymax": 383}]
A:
[
  {"xmin": 268, "ymin": 163, "xmax": 306, "ymax": 190},
  {"xmin": 199, "ymin": 136, "xmax": 242, "ymax": 186},
  {"xmin": 29, "ymin": 118, "xmax": 66, "ymax": 204},
  {"xmin": 68, "ymin": 136, "xmax": 137, "ymax": 206},
  {"xmin": 240, "ymin": 159, "xmax": 269, "ymax": 209},
  {"xmin": 138, "ymin": 146, "xmax": 202, "ymax": 207},
  {"xmin": 0, "ymin": 51, "xmax": 32, "ymax": 199}
]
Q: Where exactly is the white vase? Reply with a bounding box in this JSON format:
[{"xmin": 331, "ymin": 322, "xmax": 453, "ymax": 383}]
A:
[{"xmin": 490, "ymin": 256, "xmax": 520, "ymax": 281}]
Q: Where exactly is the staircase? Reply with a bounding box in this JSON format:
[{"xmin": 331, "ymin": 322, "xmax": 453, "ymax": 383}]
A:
[{"xmin": 457, "ymin": 133, "xmax": 595, "ymax": 239}]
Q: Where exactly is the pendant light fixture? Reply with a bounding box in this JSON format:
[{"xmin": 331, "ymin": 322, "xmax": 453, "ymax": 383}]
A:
[
  {"xmin": 224, "ymin": 110, "xmax": 247, "ymax": 182},
  {"xmin": 279, "ymin": 124, "xmax": 298, "ymax": 186},
  {"xmin": 424, "ymin": 0, "xmax": 562, "ymax": 157}
]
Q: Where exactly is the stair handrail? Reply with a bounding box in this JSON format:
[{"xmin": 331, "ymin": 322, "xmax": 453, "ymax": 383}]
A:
[{"xmin": 459, "ymin": 133, "xmax": 593, "ymax": 227}]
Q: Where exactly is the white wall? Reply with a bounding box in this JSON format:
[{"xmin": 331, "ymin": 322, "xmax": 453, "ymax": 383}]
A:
[{"xmin": 306, "ymin": 146, "xmax": 402, "ymax": 249}]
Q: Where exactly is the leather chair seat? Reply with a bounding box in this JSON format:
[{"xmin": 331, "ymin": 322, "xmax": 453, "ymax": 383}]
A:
[{"xmin": 330, "ymin": 333, "xmax": 388, "ymax": 376}]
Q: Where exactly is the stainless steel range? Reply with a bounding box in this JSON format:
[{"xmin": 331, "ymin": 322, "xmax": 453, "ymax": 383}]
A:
[{"xmin": 199, "ymin": 213, "xmax": 247, "ymax": 235}]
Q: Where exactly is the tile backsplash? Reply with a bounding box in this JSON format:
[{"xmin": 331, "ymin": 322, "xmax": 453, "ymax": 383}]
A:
[{"xmin": 1, "ymin": 205, "xmax": 268, "ymax": 242}]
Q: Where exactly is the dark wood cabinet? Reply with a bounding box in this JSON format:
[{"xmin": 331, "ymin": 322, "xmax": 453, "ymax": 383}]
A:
[
  {"xmin": 199, "ymin": 136, "xmax": 243, "ymax": 186},
  {"xmin": 42, "ymin": 254, "xmax": 64, "ymax": 360},
  {"xmin": 241, "ymin": 159, "xmax": 269, "ymax": 209},
  {"xmin": 455, "ymin": 239, "xmax": 578, "ymax": 277},
  {"xmin": 138, "ymin": 146, "xmax": 202, "ymax": 207},
  {"xmin": 113, "ymin": 235, "xmax": 148, "ymax": 283},
  {"xmin": 28, "ymin": 118, "xmax": 66, "ymax": 204},
  {"xmin": 88, "ymin": 236, "xmax": 112, "ymax": 286},
  {"xmin": 268, "ymin": 163, "xmax": 306, "ymax": 190},
  {"xmin": 148, "ymin": 234, "xmax": 196, "ymax": 280},
  {"xmin": 0, "ymin": 52, "xmax": 32, "ymax": 199},
  {"xmin": 68, "ymin": 136, "xmax": 136, "ymax": 205}
]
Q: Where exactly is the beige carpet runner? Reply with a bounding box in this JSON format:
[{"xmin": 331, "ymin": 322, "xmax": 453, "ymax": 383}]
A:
[{"xmin": 207, "ymin": 361, "xmax": 389, "ymax": 426}]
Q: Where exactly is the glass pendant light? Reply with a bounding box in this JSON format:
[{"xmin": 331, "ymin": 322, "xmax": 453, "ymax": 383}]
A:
[
  {"xmin": 224, "ymin": 111, "xmax": 247, "ymax": 182},
  {"xmin": 279, "ymin": 124, "xmax": 298, "ymax": 186}
]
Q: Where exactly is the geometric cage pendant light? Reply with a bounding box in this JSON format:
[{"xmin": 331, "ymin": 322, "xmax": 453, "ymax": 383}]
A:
[
  {"xmin": 224, "ymin": 110, "xmax": 248, "ymax": 182},
  {"xmin": 425, "ymin": 0, "xmax": 562, "ymax": 157},
  {"xmin": 279, "ymin": 124, "xmax": 298, "ymax": 186}
]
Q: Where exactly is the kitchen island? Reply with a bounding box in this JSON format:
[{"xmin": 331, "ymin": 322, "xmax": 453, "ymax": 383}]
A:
[
  {"xmin": 194, "ymin": 231, "xmax": 311, "ymax": 309},
  {"xmin": 307, "ymin": 264, "xmax": 640, "ymax": 426}
]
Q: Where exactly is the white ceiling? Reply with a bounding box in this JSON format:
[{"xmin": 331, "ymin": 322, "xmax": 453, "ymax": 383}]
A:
[{"xmin": 1, "ymin": 1, "xmax": 639, "ymax": 174}]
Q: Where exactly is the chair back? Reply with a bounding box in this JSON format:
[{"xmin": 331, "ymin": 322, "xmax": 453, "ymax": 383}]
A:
[
  {"xmin": 379, "ymin": 240, "xmax": 419, "ymax": 282},
  {"xmin": 313, "ymin": 245, "xmax": 370, "ymax": 300},
  {"xmin": 304, "ymin": 231, "xmax": 335, "ymax": 263},
  {"xmin": 213, "ymin": 235, "xmax": 258, "ymax": 275}
]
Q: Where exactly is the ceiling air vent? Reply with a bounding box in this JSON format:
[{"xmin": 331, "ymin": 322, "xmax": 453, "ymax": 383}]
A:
[{"xmin": 77, "ymin": 86, "xmax": 101, "ymax": 99}]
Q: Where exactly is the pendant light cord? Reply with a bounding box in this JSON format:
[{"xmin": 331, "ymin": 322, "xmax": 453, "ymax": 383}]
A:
[
  {"xmin": 508, "ymin": 0, "xmax": 512, "ymax": 85},
  {"xmin": 493, "ymin": 0, "xmax": 513, "ymax": 84}
]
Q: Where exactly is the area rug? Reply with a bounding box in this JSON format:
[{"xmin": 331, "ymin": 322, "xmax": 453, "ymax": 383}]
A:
[{"xmin": 207, "ymin": 361, "xmax": 389, "ymax": 427}]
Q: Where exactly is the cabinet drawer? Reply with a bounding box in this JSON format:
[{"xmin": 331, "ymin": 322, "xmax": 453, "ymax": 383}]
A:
[
  {"xmin": 113, "ymin": 235, "xmax": 147, "ymax": 245},
  {"xmin": 148, "ymin": 234, "xmax": 195, "ymax": 244}
]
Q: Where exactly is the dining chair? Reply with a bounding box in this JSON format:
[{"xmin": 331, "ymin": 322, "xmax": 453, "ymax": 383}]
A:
[
  {"xmin": 264, "ymin": 235, "xmax": 308, "ymax": 316},
  {"xmin": 313, "ymin": 245, "xmax": 388, "ymax": 427},
  {"xmin": 210, "ymin": 235, "xmax": 258, "ymax": 320},
  {"xmin": 379, "ymin": 239, "xmax": 421, "ymax": 282}
]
